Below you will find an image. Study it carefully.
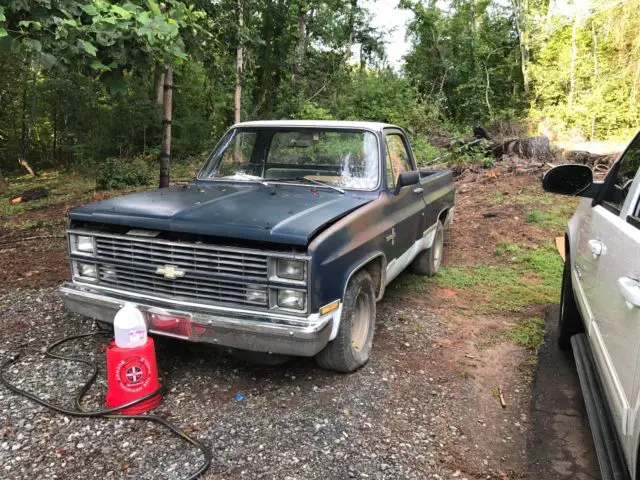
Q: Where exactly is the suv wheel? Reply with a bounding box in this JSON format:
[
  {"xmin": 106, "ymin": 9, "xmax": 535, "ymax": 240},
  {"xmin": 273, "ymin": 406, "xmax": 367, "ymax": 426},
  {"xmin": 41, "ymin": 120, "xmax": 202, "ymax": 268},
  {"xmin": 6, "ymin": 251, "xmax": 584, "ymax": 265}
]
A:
[
  {"xmin": 558, "ymin": 257, "xmax": 584, "ymax": 350},
  {"xmin": 411, "ymin": 220, "xmax": 444, "ymax": 277},
  {"xmin": 315, "ymin": 270, "xmax": 376, "ymax": 373}
]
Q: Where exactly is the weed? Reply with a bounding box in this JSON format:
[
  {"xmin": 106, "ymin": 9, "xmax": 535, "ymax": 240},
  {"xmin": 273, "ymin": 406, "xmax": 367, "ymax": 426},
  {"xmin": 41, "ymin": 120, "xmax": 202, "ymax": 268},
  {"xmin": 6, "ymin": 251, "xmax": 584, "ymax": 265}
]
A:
[
  {"xmin": 494, "ymin": 192, "xmax": 505, "ymax": 205},
  {"xmin": 495, "ymin": 241, "xmax": 520, "ymax": 257},
  {"xmin": 0, "ymin": 203, "xmax": 25, "ymax": 216},
  {"xmin": 476, "ymin": 317, "xmax": 545, "ymax": 352}
]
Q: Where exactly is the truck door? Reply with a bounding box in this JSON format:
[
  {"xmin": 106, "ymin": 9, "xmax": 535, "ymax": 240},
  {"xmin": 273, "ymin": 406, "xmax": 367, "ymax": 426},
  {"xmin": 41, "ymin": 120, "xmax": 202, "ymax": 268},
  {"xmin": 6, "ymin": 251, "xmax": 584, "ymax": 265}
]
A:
[
  {"xmin": 382, "ymin": 130, "xmax": 426, "ymax": 282},
  {"xmin": 577, "ymin": 132, "xmax": 640, "ymax": 444}
]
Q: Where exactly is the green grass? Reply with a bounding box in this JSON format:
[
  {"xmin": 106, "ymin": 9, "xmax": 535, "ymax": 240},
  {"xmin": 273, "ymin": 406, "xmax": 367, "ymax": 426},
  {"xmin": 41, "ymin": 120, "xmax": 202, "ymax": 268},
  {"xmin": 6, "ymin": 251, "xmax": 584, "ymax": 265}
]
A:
[
  {"xmin": 525, "ymin": 205, "xmax": 577, "ymax": 231},
  {"xmin": 389, "ymin": 242, "xmax": 563, "ymax": 314},
  {"xmin": 0, "ymin": 171, "xmax": 95, "ymax": 217},
  {"xmin": 476, "ymin": 317, "xmax": 545, "ymax": 355},
  {"xmin": 495, "ymin": 241, "xmax": 521, "ymax": 257}
]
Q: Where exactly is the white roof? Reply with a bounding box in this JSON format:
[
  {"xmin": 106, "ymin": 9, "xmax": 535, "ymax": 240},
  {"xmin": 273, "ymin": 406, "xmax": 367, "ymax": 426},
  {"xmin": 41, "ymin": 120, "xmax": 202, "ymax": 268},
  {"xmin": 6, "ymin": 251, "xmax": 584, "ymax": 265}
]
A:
[{"xmin": 233, "ymin": 120, "xmax": 398, "ymax": 131}]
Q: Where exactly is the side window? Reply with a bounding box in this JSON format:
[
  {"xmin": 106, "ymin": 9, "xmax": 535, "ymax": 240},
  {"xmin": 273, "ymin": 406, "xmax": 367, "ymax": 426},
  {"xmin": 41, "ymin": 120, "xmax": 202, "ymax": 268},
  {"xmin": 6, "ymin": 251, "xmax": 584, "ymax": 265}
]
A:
[
  {"xmin": 602, "ymin": 135, "xmax": 640, "ymax": 213},
  {"xmin": 384, "ymin": 134, "xmax": 412, "ymax": 190}
]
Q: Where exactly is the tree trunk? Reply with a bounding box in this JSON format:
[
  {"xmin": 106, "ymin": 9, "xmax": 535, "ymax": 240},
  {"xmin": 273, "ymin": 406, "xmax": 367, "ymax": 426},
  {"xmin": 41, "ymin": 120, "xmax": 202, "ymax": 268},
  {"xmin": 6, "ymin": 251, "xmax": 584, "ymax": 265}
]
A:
[
  {"xmin": 17, "ymin": 80, "xmax": 37, "ymax": 177},
  {"xmin": 0, "ymin": 170, "xmax": 8, "ymax": 193},
  {"xmin": 294, "ymin": 1, "xmax": 308, "ymax": 80},
  {"xmin": 234, "ymin": 0, "xmax": 244, "ymax": 124},
  {"xmin": 159, "ymin": 68, "xmax": 173, "ymax": 188},
  {"xmin": 155, "ymin": 69, "xmax": 165, "ymax": 106},
  {"xmin": 568, "ymin": 9, "xmax": 579, "ymax": 107},
  {"xmin": 512, "ymin": 0, "xmax": 530, "ymax": 94}
]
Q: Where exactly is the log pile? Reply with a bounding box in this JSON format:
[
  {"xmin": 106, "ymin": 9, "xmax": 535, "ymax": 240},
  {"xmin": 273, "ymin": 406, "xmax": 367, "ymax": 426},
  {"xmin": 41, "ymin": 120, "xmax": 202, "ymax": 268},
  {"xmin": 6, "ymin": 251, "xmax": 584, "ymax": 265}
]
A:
[{"xmin": 427, "ymin": 122, "xmax": 619, "ymax": 178}]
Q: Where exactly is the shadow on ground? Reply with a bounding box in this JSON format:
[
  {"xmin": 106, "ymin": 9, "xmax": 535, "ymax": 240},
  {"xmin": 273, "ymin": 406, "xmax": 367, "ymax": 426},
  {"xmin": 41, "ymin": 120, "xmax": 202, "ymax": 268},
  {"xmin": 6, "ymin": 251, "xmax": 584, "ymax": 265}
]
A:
[{"xmin": 527, "ymin": 305, "xmax": 600, "ymax": 479}]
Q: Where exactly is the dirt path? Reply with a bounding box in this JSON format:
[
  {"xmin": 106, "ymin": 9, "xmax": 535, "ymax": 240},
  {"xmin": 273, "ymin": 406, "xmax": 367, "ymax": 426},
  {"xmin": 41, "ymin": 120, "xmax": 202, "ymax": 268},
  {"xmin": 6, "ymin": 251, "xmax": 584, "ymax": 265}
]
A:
[{"xmin": 528, "ymin": 306, "xmax": 599, "ymax": 479}]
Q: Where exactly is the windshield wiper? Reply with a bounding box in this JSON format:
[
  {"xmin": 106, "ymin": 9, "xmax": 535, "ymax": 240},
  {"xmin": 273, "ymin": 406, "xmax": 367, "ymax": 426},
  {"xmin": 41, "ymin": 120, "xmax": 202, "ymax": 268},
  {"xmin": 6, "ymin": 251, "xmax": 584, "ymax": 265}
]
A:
[{"xmin": 271, "ymin": 177, "xmax": 345, "ymax": 194}]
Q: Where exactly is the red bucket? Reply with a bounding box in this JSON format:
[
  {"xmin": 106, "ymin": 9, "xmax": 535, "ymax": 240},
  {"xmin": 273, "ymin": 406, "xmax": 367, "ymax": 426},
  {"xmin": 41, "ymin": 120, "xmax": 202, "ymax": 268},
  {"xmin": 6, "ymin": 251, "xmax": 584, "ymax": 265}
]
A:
[{"xmin": 105, "ymin": 337, "xmax": 163, "ymax": 415}]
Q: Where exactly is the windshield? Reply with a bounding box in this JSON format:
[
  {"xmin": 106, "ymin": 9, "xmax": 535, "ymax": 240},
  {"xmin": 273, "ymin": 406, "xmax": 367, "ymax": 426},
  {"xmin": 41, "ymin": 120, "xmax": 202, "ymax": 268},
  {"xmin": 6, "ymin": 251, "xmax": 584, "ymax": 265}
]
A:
[{"xmin": 198, "ymin": 128, "xmax": 380, "ymax": 190}]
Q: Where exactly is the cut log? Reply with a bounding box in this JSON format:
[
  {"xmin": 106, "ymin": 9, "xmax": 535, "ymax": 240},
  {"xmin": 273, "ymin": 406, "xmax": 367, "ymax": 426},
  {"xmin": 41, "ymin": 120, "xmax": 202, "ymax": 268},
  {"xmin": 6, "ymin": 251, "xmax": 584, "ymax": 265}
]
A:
[
  {"xmin": 493, "ymin": 136, "xmax": 553, "ymax": 160},
  {"xmin": 9, "ymin": 187, "xmax": 48, "ymax": 205},
  {"xmin": 562, "ymin": 150, "xmax": 616, "ymax": 167}
]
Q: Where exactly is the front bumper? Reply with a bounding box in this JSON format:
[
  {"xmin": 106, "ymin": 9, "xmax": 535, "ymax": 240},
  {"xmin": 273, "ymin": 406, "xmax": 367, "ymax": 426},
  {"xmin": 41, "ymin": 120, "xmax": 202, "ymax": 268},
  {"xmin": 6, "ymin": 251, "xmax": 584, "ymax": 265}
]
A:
[{"xmin": 59, "ymin": 283, "xmax": 334, "ymax": 357}]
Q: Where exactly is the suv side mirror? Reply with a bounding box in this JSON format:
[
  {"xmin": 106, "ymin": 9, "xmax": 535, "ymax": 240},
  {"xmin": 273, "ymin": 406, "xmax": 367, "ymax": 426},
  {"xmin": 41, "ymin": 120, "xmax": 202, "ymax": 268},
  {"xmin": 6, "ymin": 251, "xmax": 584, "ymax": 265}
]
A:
[
  {"xmin": 542, "ymin": 164, "xmax": 597, "ymax": 197},
  {"xmin": 395, "ymin": 171, "xmax": 420, "ymax": 194}
]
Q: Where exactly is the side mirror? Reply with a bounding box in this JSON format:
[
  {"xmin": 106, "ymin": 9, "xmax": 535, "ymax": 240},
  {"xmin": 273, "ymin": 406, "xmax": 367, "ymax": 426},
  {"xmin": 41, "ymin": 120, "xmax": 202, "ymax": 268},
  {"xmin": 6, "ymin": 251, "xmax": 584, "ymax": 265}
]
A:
[
  {"xmin": 542, "ymin": 164, "xmax": 597, "ymax": 197},
  {"xmin": 395, "ymin": 171, "xmax": 420, "ymax": 194}
]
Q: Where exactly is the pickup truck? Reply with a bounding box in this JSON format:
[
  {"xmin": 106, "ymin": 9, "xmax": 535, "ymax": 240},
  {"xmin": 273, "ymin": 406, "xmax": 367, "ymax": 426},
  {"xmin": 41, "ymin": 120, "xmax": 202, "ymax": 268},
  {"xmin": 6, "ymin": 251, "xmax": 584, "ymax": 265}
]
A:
[
  {"xmin": 59, "ymin": 120, "xmax": 456, "ymax": 372},
  {"xmin": 543, "ymin": 131, "xmax": 640, "ymax": 479}
]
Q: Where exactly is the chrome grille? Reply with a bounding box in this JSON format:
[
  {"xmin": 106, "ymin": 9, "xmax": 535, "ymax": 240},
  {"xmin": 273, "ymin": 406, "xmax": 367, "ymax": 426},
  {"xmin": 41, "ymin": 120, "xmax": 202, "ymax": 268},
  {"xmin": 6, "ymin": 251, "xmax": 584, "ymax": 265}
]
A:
[{"xmin": 93, "ymin": 235, "xmax": 269, "ymax": 307}]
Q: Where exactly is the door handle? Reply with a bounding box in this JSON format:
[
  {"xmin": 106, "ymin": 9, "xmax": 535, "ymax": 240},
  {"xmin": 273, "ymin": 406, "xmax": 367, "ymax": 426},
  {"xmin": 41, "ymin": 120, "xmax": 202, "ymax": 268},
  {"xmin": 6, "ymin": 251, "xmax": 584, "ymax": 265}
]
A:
[
  {"xmin": 618, "ymin": 277, "xmax": 640, "ymax": 308},
  {"xmin": 413, "ymin": 187, "xmax": 424, "ymax": 194},
  {"xmin": 588, "ymin": 239, "xmax": 606, "ymax": 257}
]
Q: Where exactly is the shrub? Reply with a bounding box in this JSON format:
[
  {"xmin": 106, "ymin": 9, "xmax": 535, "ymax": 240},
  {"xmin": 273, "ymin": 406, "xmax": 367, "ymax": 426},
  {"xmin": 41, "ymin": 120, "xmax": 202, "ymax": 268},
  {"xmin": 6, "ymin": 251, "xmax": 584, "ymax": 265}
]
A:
[{"xmin": 96, "ymin": 156, "xmax": 153, "ymax": 190}]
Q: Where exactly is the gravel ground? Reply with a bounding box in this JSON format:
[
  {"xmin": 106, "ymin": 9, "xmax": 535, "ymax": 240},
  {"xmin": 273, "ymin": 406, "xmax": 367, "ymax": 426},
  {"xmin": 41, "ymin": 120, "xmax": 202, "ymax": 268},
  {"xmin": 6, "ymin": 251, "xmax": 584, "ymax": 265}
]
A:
[{"xmin": 0, "ymin": 287, "xmax": 524, "ymax": 480}]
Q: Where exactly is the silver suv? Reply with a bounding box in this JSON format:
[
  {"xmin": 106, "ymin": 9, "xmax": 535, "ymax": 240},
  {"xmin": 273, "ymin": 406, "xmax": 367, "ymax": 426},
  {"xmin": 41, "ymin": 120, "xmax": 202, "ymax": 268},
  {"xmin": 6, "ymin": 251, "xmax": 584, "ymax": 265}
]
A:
[{"xmin": 543, "ymin": 131, "xmax": 640, "ymax": 480}]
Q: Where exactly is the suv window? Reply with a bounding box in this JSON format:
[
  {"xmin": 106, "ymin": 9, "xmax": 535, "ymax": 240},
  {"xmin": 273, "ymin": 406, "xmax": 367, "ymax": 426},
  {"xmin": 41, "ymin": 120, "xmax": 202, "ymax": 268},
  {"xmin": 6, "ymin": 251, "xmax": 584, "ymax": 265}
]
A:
[
  {"xmin": 385, "ymin": 134, "xmax": 412, "ymax": 189},
  {"xmin": 602, "ymin": 134, "xmax": 640, "ymax": 213}
]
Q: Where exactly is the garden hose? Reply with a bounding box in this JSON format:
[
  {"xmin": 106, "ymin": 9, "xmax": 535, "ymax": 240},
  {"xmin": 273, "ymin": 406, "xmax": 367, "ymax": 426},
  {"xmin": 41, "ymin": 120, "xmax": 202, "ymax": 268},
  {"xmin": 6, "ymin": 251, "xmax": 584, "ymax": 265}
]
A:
[{"xmin": 0, "ymin": 331, "xmax": 212, "ymax": 480}]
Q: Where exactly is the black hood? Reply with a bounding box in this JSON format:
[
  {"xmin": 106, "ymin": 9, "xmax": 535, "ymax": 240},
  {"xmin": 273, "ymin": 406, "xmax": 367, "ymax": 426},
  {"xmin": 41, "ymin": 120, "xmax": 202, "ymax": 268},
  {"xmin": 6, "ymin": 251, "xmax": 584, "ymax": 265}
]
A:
[{"xmin": 69, "ymin": 182, "xmax": 374, "ymax": 246}]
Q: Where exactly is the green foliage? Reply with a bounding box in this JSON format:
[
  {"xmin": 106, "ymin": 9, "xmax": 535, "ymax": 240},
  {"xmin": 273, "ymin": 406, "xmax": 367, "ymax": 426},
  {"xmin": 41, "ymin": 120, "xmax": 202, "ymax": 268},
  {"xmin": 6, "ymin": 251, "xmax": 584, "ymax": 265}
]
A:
[
  {"xmin": 0, "ymin": 0, "xmax": 203, "ymax": 74},
  {"xmin": 410, "ymin": 137, "xmax": 447, "ymax": 166},
  {"xmin": 528, "ymin": 0, "xmax": 640, "ymax": 139},
  {"xmin": 298, "ymin": 102, "xmax": 335, "ymax": 121},
  {"xmin": 95, "ymin": 156, "xmax": 152, "ymax": 190},
  {"xmin": 401, "ymin": 0, "xmax": 526, "ymax": 125}
]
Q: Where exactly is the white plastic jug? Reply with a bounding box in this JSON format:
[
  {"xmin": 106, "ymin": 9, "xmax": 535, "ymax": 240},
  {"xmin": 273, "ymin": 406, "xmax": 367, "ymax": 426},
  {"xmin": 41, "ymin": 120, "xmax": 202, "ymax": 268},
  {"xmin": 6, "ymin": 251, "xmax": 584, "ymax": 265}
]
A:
[{"xmin": 113, "ymin": 304, "xmax": 147, "ymax": 349}]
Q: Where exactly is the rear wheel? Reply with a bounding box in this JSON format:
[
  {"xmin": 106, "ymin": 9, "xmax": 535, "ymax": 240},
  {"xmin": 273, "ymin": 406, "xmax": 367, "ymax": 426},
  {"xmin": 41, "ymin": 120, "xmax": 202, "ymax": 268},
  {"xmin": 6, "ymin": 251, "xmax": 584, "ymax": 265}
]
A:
[
  {"xmin": 411, "ymin": 220, "xmax": 444, "ymax": 277},
  {"xmin": 315, "ymin": 270, "xmax": 376, "ymax": 373},
  {"xmin": 558, "ymin": 257, "xmax": 583, "ymax": 350}
]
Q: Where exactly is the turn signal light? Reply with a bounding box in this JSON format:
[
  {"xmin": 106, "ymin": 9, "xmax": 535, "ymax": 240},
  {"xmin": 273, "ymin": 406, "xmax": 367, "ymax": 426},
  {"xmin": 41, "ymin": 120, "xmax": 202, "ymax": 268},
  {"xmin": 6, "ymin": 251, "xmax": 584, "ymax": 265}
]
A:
[{"xmin": 320, "ymin": 300, "xmax": 340, "ymax": 315}]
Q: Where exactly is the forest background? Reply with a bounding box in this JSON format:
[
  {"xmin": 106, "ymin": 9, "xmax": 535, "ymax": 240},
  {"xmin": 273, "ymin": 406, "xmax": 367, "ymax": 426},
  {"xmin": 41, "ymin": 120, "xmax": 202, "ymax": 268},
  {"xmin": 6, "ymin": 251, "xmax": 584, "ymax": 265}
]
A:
[{"xmin": 0, "ymin": 0, "xmax": 638, "ymax": 189}]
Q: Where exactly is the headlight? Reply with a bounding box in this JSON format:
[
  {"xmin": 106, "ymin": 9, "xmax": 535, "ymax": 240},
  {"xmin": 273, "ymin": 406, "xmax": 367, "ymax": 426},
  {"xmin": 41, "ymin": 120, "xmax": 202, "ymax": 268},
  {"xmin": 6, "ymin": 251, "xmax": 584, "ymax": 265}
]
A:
[
  {"xmin": 277, "ymin": 289, "xmax": 306, "ymax": 310},
  {"xmin": 276, "ymin": 259, "xmax": 305, "ymax": 281},
  {"xmin": 75, "ymin": 235, "xmax": 94, "ymax": 254},
  {"xmin": 75, "ymin": 262, "xmax": 97, "ymax": 279}
]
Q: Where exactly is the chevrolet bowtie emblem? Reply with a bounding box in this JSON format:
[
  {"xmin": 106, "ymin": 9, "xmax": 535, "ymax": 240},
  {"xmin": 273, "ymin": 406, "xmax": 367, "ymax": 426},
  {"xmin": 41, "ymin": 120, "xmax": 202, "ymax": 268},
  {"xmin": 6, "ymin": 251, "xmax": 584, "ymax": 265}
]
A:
[{"xmin": 155, "ymin": 265, "xmax": 186, "ymax": 279}]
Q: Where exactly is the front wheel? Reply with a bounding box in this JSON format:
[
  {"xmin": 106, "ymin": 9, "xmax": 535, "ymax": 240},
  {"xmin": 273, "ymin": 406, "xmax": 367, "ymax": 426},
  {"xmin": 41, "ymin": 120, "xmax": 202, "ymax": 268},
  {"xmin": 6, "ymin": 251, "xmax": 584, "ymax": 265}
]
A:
[
  {"xmin": 558, "ymin": 257, "xmax": 583, "ymax": 350},
  {"xmin": 315, "ymin": 270, "xmax": 376, "ymax": 373}
]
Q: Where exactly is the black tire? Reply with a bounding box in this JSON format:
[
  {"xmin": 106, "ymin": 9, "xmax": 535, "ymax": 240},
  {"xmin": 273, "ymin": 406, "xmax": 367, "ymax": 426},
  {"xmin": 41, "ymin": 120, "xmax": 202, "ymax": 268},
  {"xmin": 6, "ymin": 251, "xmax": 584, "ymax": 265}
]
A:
[
  {"xmin": 96, "ymin": 320, "xmax": 113, "ymax": 332},
  {"xmin": 411, "ymin": 220, "xmax": 444, "ymax": 277},
  {"xmin": 558, "ymin": 257, "xmax": 583, "ymax": 350},
  {"xmin": 315, "ymin": 270, "xmax": 376, "ymax": 373}
]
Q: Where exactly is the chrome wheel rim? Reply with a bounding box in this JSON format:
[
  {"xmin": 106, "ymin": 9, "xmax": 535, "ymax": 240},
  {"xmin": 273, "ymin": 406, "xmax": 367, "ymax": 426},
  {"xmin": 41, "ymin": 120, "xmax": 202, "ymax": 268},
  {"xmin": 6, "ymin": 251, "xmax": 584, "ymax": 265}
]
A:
[{"xmin": 351, "ymin": 293, "xmax": 371, "ymax": 353}]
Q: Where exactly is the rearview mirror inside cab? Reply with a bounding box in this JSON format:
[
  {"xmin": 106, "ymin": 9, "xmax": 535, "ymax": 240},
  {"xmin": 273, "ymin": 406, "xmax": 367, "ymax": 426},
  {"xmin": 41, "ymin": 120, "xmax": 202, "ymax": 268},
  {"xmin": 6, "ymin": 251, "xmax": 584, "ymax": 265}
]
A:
[
  {"xmin": 542, "ymin": 164, "xmax": 597, "ymax": 197},
  {"xmin": 395, "ymin": 171, "xmax": 420, "ymax": 195}
]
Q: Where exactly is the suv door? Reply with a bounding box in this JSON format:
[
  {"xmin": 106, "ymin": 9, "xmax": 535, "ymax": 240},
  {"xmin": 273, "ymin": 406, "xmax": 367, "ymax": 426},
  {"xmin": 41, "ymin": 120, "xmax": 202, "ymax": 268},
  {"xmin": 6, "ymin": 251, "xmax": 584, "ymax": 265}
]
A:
[
  {"xmin": 382, "ymin": 130, "xmax": 426, "ymax": 282},
  {"xmin": 577, "ymin": 133, "xmax": 640, "ymax": 444}
]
